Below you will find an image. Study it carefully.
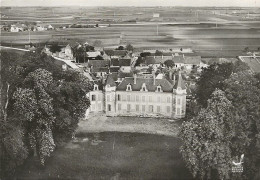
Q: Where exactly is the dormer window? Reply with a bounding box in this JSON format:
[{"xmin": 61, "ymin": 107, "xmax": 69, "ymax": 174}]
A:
[
  {"xmin": 156, "ymin": 85, "xmax": 162, "ymax": 92},
  {"xmin": 126, "ymin": 83, "xmax": 132, "ymax": 91},
  {"xmin": 94, "ymin": 84, "xmax": 99, "ymax": 91},
  {"xmin": 140, "ymin": 83, "xmax": 148, "ymax": 92}
]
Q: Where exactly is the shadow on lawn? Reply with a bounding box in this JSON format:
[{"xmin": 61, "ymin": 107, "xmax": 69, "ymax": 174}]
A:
[{"xmin": 15, "ymin": 132, "xmax": 194, "ymax": 180}]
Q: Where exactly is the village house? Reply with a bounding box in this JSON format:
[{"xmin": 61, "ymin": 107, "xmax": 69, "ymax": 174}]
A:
[
  {"xmin": 88, "ymin": 60, "xmax": 110, "ymax": 77},
  {"xmin": 10, "ymin": 24, "xmax": 25, "ymax": 32},
  {"xmin": 87, "ymin": 71, "xmax": 187, "ymax": 119}
]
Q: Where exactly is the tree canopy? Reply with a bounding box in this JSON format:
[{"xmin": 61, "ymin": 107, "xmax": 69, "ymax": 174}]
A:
[
  {"xmin": 181, "ymin": 61, "xmax": 260, "ymax": 179},
  {"xmin": 0, "ymin": 49, "xmax": 92, "ymax": 178}
]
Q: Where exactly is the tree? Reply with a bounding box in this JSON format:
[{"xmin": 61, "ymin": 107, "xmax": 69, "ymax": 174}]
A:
[
  {"xmin": 164, "ymin": 59, "xmax": 175, "ymax": 68},
  {"xmin": 140, "ymin": 52, "xmax": 151, "ymax": 57},
  {"xmin": 134, "ymin": 56, "xmax": 144, "ymax": 66},
  {"xmin": 0, "ymin": 49, "xmax": 92, "ymax": 178},
  {"xmin": 195, "ymin": 61, "xmax": 250, "ymax": 108},
  {"xmin": 126, "ymin": 44, "xmax": 134, "ymax": 51},
  {"xmin": 49, "ymin": 43, "xmax": 62, "ymax": 53},
  {"xmin": 182, "ymin": 68, "xmax": 260, "ymax": 179},
  {"xmin": 180, "ymin": 89, "xmax": 234, "ymax": 179},
  {"xmin": 224, "ymin": 71, "xmax": 260, "ymax": 179},
  {"xmin": 244, "ymin": 47, "xmax": 249, "ymax": 52},
  {"xmin": 147, "ymin": 66, "xmax": 153, "ymax": 73},
  {"xmin": 155, "ymin": 50, "xmax": 163, "ymax": 56},
  {"xmin": 13, "ymin": 69, "xmax": 56, "ymax": 165},
  {"xmin": 95, "ymin": 55, "xmax": 104, "ymax": 60},
  {"xmin": 116, "ymin": 46, "xmax": 124, "ymax": 50},
  {"xmin": 0, "ymin": 51, "xmax": 28, "ymax": 178}
]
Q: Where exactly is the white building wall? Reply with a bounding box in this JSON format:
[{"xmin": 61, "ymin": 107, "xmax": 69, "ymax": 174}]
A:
[
  {"xmin": 115, "ymin": 91, "xmax": 173, "ymax": 118},
  {"xmin": 89, "ymin": 91, "xmax": 104, "ymax": 113}
]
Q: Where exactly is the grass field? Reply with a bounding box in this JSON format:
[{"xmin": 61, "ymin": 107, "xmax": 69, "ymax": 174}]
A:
[
  {"xmin": 1, "ymin": 7, "xmax": 260, "ymax": 57},
  {"xmin": 15, "ymin": 132, "xmax": 193, "ymax": 180}
]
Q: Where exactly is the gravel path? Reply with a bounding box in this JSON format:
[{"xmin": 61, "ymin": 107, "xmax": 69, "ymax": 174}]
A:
[{"xmin": 77, "ymin": 115, "xmax": 181, "ymax": 137}]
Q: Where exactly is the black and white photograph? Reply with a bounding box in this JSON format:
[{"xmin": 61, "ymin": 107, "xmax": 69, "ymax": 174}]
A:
[{"xmin": 0, "ymin": 0, "xmax": 260, "ymax": 179}]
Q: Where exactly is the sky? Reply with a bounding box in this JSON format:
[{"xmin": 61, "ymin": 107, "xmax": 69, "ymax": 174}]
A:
[{"xmin": 1, "ymin": 0, "xmax": 260, "ymax": 7}]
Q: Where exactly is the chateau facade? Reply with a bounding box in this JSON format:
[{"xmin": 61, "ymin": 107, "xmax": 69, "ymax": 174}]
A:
[{"xmin": 87, "ymin": 72, "xmax": 186, "ymax": 119}]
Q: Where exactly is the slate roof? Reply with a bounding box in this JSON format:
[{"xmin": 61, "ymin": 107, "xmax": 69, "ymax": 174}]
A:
[
  {"xmin": 144, "ymin": 56, "xmax": 173, "ymax": 65},
  {"xmin": 113, "ymin": 50, "xmax": 128, "ymax": 57},
  {"xmin": 184, "ymin": 56, "xmax": 201, "ymax": 65},
  {"xmin": 117, "ymin": 77, "xmax": 174, "ymax": 92},
  {"xmin": 118, "ymin": 72, "xmax": 133, "ymax": 78},
  {"xmin": 111, "ymin": 58, "xmax": 119, "ymax": 66},
  {"xmin": 88, "ymin": 60, "xmax": 110, "ymax": 72},
  {"xmin": 173, "ymin": 73, "xmax": 186, "ymax": 89},
  {"xmin": 110, "ymin": 66, "xmax": 120, "ymax": 73},
  {"xmin": 172, "ymin": 56, "xmax": 185, "ymax": 64},
  {"xmin": 105, "ymin": 74, "xmax": 116, "ymax": 87},
  {"xmin": 119, "ymin": 59, "xmax": 131, "ymax": 66}
]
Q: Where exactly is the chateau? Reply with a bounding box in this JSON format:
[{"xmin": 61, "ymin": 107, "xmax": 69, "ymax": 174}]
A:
[{"xmin": 87, "ymin": 71, "xmax": 187, "ymax": 119}]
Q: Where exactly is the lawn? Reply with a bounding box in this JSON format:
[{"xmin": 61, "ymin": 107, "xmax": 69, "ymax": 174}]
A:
[{"xmin": 15, "ymin": 132, "xmax": 193, "ymax": 180}]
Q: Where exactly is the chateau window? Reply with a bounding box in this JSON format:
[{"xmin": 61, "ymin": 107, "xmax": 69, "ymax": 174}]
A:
[
  {"xmin": 118, "ymin": 94, "xmax": 121, "ymax": 101},
  {"xmin": 136, "ymin": 95, "xmax": 139, "ymax": 102},
  {"xmin": 140, "ymin": 83, "xmax": 147, "ymax": 92},
  {"xmin": 108, "ymin": 104, "xmax": 111, "ymax": 111},
  {"xmin": 91, "ymin": 95, "xmax": 96, "ymax": 101},
  {"xmin": 122, "ymin": 94, "xmax": 126, "ymax": 101},
  {"xmin": 126, "ymin": 84, "xmax": 132, "ymax": 91},
  {"xmin": 142, "ymin": 105, "xmax": 146, "ymax": 112},
  {"xmin": 127, "ymin": 104, "xmax": 131, "ymax": 112},
  {"xmin": 177, "ymin": 108, "xmax": 180, "ymax": 115},
  {"xmin": 136, "ymin": 105, "xmax": 139, "ymax": 112},
  {"xmin": 167, "ymin": 106, "xmax": 171, "ymax": 113},
  {"xmin": 142, "ymin": 96, "xmax": 145, "ymax": 102},
  {"xmin": 118, "ymin": 104, "xmax": 121, "ymax": 110},
  {"xmin": 167, "ymin": 97, "xmax": 171, "ymax": 103},
  {"xmin": 107, "ymin": 95, "xmax": 110, "ymax": 102},
  {"xmin": 127, "ymin": 95, "xmax": 131, "ymax": 101},
  {"xmin": 98, "ymin": 94, "xmax": 102, "ymax": 101},
  {"xmin": 94, "ymin": 84, "xmax": 99, "ymax": 91},
  {"xmin": 156, "ymin": 85, "xmax": 162, "ymax": 92},
  {"xmin": 157, "ymin": 106, "xmax": 161, "ymax": 113},
  {"xmin": 157, "ymin": 96, "xmax": 160, "ymax": 103},
  {"xmin": 131, "ymin": 95, "xmax": 135, "ymax": 102},
  {"xmin": 149, "ymin": 96, "xmax": 153, "ymax": 102},
  {"xmin": 98, "ymin": 103, "xmax": 101, "ymax": 110},
  {"xmin": 149, "ymin": 105, "xmax": 153, "ymax": 112},
  {"xmin": 177, "ymin": 99, "xmax": 181, "ymax": 105}
]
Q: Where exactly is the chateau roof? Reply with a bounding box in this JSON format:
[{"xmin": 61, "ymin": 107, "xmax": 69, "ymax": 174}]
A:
[
  {"xmin": 173, "ymin": 72, "xmax": 186, "ymax": 89},
  {"xmin": 105, "ymin": 74, "xmax": 116, "ymax": 87},
  {"xmin": 117, "ymin": 77, "xmax": 174, "ymax": 92}
]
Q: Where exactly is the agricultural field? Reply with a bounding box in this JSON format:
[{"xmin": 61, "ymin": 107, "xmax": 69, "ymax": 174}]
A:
[{"xmin": 1, "ymin": 6, "xmax": 260, "ymax": 57}]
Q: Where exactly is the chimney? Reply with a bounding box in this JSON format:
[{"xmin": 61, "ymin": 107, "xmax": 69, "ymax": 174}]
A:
[
  {"xmin": 169, "ymin": 71, "xmax": 173, "ymax": 80},
  {"xmin": 134, "ymin": 74, "xmax": 137, "ymax": 84},
  {"xmin": 183, "ymin": 54, "xmax": 185, "ymax": 58},
  {"xmin": 173, "ymin": 74, "xmax": 176, "ymax": 85}
]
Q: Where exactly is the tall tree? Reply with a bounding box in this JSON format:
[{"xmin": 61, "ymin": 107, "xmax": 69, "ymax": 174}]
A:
[
  {"xmin": 180, "ymin": 89, "xmax": 234, "ymax": 179},
  {"xmin": 224, "ymin": 71, "xmax": 260, "ymax": 179},
  {"xmin": 126, "ymin": 44, "xmax": 134, "ymax": 51},
  {"xmin": 195, "ymin": 61, "xmax": 250, "ymax": 108},
  {"xmin": 13, "ymin": 69, "xmax": 56, "ymax": 165}
]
